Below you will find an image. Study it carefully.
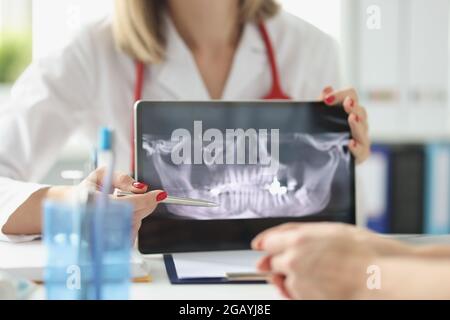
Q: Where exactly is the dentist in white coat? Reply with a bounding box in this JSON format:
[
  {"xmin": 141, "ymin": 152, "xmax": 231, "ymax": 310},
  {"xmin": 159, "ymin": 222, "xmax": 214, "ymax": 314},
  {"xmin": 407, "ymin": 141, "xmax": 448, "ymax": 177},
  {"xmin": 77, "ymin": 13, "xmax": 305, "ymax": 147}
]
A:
[{"xmin": 0, "ymin": 0, "xmax": 370, "ymax": 242}]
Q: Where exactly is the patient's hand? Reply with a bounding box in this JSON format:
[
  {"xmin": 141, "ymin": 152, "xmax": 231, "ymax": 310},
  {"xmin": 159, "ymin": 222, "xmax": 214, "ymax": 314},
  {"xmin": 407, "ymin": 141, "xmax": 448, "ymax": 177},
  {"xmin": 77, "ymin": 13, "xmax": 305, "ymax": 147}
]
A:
[
  {"xmin": 82, "ymin": 167, "xmax": 167, "ymax": 241},
  {"xmin": 251, "ymin": 223, "xmax": 414, "ymax": 299}
]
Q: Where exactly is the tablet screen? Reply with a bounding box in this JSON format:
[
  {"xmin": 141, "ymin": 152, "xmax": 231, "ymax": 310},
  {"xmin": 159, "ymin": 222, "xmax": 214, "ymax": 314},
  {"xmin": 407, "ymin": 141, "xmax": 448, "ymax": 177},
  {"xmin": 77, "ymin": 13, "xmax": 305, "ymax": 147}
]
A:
[{"xmin": 136, "ymin": 101, "xmax": 355, "ymax": 253}]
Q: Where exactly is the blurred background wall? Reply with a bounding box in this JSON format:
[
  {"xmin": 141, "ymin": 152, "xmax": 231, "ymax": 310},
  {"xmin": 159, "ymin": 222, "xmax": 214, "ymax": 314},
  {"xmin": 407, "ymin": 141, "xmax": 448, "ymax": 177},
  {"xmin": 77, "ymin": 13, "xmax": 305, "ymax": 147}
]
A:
[
  {"xmin": 0, "ymin": 0, "xmax": 449, "ymax": 234},
  {"xmin": 0, "ymin": 0, "xmax": 31, "ymax": 99}
]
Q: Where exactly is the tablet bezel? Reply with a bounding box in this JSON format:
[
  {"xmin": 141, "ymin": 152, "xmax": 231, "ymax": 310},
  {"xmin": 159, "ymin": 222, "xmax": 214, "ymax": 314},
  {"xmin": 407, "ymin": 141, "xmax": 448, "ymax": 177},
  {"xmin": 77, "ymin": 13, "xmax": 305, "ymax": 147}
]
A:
[{"xmin": 135, "ymin": 101, "xmax": 356, "ymax": 254}]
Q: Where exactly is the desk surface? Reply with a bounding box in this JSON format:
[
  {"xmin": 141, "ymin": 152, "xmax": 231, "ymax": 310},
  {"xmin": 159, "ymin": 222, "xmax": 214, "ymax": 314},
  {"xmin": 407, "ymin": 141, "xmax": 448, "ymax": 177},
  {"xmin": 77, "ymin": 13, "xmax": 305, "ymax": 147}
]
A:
[
  {"xmin": 29, "ymin": 254, "xmax": 281, "ymax": 300},
  {"xmin": 4, "ymin": 234, "xmax": 450, "ymax": 300},
  {"xmin": 0, "ymin": 241, "xmax": 280, "ymax": 300},
  {"xmin": 32, "ymin": 255, "xmax": 280, "ymax": 300}
]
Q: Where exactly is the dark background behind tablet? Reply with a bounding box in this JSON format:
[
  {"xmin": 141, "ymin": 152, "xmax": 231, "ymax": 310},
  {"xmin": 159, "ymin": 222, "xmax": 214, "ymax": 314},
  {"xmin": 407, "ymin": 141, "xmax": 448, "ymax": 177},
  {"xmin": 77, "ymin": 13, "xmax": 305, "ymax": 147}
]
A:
[{"xmin": 136, "ymin": 101, "xmax": 355, "ymax": 254}]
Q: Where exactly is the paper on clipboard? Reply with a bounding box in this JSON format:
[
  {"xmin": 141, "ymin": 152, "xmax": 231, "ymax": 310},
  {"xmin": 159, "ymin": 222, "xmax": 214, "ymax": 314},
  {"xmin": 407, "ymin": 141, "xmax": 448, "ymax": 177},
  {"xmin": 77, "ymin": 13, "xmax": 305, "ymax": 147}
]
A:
[{"xmin": 172, "ymin": 250, "xmax": 264, "ymax": 279}]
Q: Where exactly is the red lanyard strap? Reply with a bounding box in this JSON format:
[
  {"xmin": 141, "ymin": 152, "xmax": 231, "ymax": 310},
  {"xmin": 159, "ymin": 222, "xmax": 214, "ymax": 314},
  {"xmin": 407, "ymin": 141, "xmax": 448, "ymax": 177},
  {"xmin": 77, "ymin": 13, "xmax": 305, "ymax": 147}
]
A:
[
  {"xmin": 131, "ymin": 62, "xmax": 145, "ymax": 175},
  {"xmin": 257, "ymin": 22, "xmax": 291, "ymax": 100},
  {"xmin": 134, "ymin": 62, "xmax": 145, "ymax": 101}
]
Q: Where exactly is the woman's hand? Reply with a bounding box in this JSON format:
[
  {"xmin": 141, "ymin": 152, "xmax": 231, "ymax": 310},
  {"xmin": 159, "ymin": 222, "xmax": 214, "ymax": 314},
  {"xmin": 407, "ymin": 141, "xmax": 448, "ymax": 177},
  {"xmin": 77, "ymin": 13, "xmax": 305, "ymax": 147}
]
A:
[
  {"xmin": 251, "ymin": 223, "xmax": 415, "ymax": 299},
  {"xmin": 320, "ymin": 87, "xmax": 370, "ymax": 164},
  {"xmin": 81, "ymin": 167, "xmax": 167, "ymax": 241},
  {"xmin": 2, "ymin": 167, "xmax": 166, "ymax": 237}
]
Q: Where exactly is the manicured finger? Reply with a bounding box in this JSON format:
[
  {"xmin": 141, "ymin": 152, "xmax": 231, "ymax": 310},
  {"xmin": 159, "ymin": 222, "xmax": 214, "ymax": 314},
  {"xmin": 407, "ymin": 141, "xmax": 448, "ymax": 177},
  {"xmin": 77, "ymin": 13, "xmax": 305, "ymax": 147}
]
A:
[
  {"xmin": 344, "ymin": 102, "xmax": 368, "ymax": 126},
  {"xmin": 350, "ymin": 111, "xmax": 368, "ymax": 133},
  {"xmin": 131, "ymin": 182, "xmax": 149, "ymax": 192},
  {"xmin": 349, "ymin": 115, "xmax": 370, "ymax": 148},
  {"xmin": 343, "ymin": 98, "xmax": 368, "ymax": 123},
  {"xmin": 113, "ymin": 173, "xmax": 148, "ymax": 193},
  {"xmin": 348, "ymin": 139, "xmax": 370, "ymax": 164},
  {"xmin": 342, "ymin": 96, "xmax": 356, "ymax": 114},
  {"xmin": 324, "ymin": 88, "xmax": 358, "ymax": 106},
  {"xmin": 117, "ymin": 190, "xmax": 167, "ymax": 212},
  {"xmin": 135, "ymin": 190, "xmax": 167, "ymax": 212},
  {"xmin": 252, "ymin": 223, "xmax": 302, "ymax": 250},
  {"xmin": 348, "ymin": 114, "xmax": 367, "ymax": 141},
  {"xmin": 318, "ymin": 86, "xmax": 334, "ymax": 100},
  {"xmin": 90, "ymin": 168, "xmax": 149, "ymax": 194}
]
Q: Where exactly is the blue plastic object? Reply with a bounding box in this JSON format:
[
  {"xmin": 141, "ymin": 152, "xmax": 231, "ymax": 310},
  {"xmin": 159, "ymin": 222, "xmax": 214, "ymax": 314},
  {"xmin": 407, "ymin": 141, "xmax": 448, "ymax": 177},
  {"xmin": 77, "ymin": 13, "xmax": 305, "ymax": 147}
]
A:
[
  {"xmin": 43, "ymin": 199, "xmax": 133, "ymax": 300},
  {"xmin": 98, "ymin": 127, "xmax": 112, "ymax": 151}
]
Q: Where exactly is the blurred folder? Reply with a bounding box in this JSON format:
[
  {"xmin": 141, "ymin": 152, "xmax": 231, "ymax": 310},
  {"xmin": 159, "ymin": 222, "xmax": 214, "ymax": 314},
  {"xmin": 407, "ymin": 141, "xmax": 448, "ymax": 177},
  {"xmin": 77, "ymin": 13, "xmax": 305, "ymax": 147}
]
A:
[
  {"xmin": 389, "ymin": 145, "xmax": 425, "ymax": 234},
  {"xmin": 424, "ymin": 144, "xmax": 450, "ymax": 234},
  {"xmin": 361, "ymin": 145, "xmax": 391, "ymax": 233},
  {"xmin": 362, "ymin": 144, "xmax": 426, "ymax": 234}
]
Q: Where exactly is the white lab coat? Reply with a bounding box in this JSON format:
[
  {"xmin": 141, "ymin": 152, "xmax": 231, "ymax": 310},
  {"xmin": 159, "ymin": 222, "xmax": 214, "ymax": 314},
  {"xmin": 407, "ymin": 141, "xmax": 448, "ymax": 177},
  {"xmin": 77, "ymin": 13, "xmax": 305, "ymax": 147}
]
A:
[{"xmin": 0, "ymin": 10, "xmax": 340, "ymax": 241}]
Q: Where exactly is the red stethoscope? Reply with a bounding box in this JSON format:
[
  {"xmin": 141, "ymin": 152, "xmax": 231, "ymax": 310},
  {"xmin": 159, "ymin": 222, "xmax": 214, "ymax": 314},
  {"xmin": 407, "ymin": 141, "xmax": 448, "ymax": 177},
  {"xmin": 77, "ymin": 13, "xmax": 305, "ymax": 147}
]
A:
[{"xmin": 131, "ymin": 22, "xmax": 291, "ymax": 174}]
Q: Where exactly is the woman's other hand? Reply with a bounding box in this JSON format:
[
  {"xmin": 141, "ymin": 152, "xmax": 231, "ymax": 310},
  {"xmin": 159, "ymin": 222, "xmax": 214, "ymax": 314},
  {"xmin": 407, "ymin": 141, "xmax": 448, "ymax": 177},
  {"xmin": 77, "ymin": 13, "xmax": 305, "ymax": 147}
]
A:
[{"xmin": 321, "ymin": 86, "xmax": 370, "ymax": 164}]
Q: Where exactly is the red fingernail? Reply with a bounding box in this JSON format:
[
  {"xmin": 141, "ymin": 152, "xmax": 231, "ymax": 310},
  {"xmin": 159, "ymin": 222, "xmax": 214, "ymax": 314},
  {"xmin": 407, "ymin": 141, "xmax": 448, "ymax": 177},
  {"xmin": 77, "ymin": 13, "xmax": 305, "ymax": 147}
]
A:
[
  {"xmin": 133, "ymin": 182, "xmax": 147, "ymax": 190},
  {"xmin": 156, "ymin": 191, "xmax": 168, "ymax": 202},
  {"xmin": 350, "ymin": 99, "xmax": 354, "ymax": 107},
  {"xmin": 325, "ymin": 96, "xmax": 335, "ymax": 104},
  {"xmin": 355, "ymin": 115, "xmax": 360, "ymax": 122}
]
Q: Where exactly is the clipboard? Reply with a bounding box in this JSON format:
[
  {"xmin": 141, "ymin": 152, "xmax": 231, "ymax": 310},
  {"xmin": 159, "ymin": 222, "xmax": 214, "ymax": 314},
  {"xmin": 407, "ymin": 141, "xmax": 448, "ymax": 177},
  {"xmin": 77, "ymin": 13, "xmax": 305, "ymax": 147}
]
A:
[{"xmin": 163, "ymin": 255, "xmax": 267, "ymax": 285}]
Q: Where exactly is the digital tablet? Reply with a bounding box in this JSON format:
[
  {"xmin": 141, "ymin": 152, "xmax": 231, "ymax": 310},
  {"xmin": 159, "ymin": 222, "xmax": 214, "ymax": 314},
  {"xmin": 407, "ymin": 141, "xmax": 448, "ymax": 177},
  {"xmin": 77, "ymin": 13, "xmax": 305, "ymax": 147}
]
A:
[{"xmin": 135, "ymin": 101, "xmax": 355, "ymax": 254}]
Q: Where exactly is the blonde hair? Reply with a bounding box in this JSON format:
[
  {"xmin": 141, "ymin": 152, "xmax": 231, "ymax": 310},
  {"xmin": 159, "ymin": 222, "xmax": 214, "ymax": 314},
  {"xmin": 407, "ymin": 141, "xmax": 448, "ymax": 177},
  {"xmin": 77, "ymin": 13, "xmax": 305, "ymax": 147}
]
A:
[{"xmin": 113, "ymin": 0, "xmax": 280, "ymax": 64}]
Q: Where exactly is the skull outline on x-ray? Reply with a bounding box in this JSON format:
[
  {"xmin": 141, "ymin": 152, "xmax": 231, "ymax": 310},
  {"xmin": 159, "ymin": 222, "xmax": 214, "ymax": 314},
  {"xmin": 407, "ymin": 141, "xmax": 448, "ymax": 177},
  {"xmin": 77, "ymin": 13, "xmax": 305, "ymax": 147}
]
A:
[{"xmin": 142, "ymin": 132, "xmax": 350, "ymax": 219}]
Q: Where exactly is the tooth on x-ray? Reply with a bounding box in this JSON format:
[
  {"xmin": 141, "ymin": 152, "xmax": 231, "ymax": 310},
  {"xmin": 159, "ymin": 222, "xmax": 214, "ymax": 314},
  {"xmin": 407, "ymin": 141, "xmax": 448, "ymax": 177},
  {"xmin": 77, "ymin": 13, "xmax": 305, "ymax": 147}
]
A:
[{"xmin": 142, "ymin": 133, "xmax": 350, "ymax": 219}]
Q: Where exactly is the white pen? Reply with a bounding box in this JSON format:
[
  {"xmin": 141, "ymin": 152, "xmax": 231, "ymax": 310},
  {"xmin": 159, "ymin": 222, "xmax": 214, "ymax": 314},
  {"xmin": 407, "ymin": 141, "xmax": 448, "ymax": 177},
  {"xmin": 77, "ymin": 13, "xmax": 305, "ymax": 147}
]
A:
[
  {"xmin": 225, "ymin": 272, "xmax": 272, "ymax": 282},
  {"xmin": 114, "ymin": 189, "xmax": 219, "ymax": 207}
]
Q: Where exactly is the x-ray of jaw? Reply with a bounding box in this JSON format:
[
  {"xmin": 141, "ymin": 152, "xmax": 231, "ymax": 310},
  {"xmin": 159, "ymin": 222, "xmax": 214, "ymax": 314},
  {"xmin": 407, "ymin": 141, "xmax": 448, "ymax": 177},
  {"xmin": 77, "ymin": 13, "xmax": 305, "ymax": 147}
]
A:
[{"xmin": 142, "ymin": 132, "xmax": 351, "ymax": 219}]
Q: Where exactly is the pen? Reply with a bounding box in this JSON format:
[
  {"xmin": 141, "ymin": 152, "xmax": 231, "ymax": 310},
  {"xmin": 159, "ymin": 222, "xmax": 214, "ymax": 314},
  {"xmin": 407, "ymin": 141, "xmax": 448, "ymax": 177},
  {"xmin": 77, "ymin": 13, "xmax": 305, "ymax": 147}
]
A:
[
  {"xmin": 225, "ymin": 272, "xmax": 272, "ymax": 282},
  {"xmin": 114, "ymin": 189, "xmax": 219, "ymax": 207}
]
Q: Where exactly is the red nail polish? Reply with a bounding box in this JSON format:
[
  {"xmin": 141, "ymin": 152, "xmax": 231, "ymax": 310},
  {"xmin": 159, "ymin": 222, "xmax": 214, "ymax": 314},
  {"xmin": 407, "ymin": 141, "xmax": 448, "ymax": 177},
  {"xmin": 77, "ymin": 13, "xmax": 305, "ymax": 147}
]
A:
[
  {"xmin": 325, "ymin": 96, "xmax": 335, "ymax": 104},
  {"xmin": 133, "ymin": 182, "xmax": 147, "ymax": 190},
  {"xmin": 355, "ymin": 115, "xmax": 360, "ymax": 122},
  {"xmin": 324, "ymin": 87, "xmax": 333, "ymax": 94},
  {"xmin": 156, "ymin": 191, "xmax": 168, "ymax": 202},
  {"xmin": 350, "ymin": 99, "xmax": 354, "ymax": 107}
]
